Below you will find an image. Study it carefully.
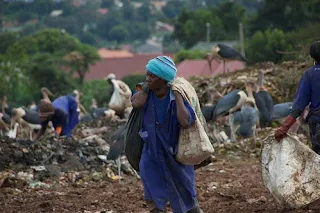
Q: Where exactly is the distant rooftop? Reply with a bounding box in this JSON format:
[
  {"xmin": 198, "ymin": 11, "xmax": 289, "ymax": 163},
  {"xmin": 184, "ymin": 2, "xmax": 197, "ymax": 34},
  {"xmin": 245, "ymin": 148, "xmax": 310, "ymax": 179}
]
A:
[{"xmin": 98, "ymin": 48, "xmax": 134, "ymax": 59}]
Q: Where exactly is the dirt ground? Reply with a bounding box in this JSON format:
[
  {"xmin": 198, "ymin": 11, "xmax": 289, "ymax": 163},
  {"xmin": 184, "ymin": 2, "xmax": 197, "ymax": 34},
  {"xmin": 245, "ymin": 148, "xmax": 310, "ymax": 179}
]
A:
[{"xmin": 0, "ymin": 154, "xmax": 319, "ymax": 213}]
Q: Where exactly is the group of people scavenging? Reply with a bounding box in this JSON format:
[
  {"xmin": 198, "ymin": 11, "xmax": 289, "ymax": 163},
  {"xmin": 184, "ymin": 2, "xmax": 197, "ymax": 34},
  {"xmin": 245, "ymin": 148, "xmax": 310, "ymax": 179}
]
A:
[
  {"xmin": 34, "ymin": 73, "xmax": 133, "ymax": 140},
  {"xmin": 18, "ymin": 41, "xmax": 320, "ymax": 213}
]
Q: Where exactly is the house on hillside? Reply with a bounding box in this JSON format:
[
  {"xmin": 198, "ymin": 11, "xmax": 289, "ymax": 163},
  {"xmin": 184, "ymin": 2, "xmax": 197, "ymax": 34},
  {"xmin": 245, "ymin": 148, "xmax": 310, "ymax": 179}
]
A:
[
  {"xmin": 176, "ymin": 59, "xmax": 245, "ymax": 79},
  {"xmin": 155, "ymin": 21, "xmax": 174, "ymax": 33},
  {"xmin": 151, "ymin": 0, "xmax": 168, "ymax": 11},
  {"xmin": 190, "ymin": 41, "xmax": 240, "ymax": 53},
  {"xmin": 135, "ymin": 42, "xmax": 163, "ymax": 54},
  {"xmin": 72, "ymin": 0, "xmax": 88, "ymax": 7},
  {"xmin": 97, "ymin": 8, "xmax": 109, "ymax": 15},
  {"xmin": 98, "ymin": 48, "xmax": 134, "ymax": 59}
]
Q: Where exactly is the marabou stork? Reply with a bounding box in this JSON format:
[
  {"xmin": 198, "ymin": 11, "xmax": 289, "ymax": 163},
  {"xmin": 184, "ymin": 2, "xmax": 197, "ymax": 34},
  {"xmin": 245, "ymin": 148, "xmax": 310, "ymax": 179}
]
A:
[
  {"xmin": 72, "ymin": 89, "xmax": 88, "ymax": 115},
  {"xmin": 210, "ymin": 89, "xmax": 248, "ymax": 142},
  {"xmin": 231, "ymin": 98, "xmax": 259, "ymax": 140},
  {"xmin": 208, "ymin": 44, "xmax": 246, "ymax": 74},
  {"xmin": 1, "ymin": 96, "xmax": 13, "ymax": 117},
  {"xmin": 11, "ymin": 107, "xmax": 41, "ymax": 140},
  {"xmin": 6, "ymin": 123, "xmax": 19, "ymax": 139},
  {"xmin": 107, "ymin": 124, "xmax": 127, "ymax": 161},
  {"xmin": 107, "ymin": 124, "xmax": 127, "ymax": 179},
  {"xmin": 272, "ymin": 102, "xmax": 293, "ymax": 121},
  {"xmin": 0, "ymin": 112, "xmax": 10, "ymax": 135},
  {"xmin": 212, "ymin": 89, "xmax": 248, "ymax": 121},
  {"xmin": 41, "ymin": 87, "xmax": 54, "ymax": 102},
  {"xmin": 251, "ymin": 70, "xmax": 274, "ymax": 127}
]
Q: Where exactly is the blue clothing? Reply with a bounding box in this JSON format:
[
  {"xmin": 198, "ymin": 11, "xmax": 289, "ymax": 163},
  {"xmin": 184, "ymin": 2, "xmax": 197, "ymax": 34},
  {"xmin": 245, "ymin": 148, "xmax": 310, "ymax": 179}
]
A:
[
  {"xmin": 139, "ymin": 90, "xmax": 197, "ymax": 213},
  {"xmin": 290, "ymin": 63, "xmax": 320, "ymax": 121},
  {"xmin": 41, "ymin": 96, "xmax": 79, "ymax": 137}
]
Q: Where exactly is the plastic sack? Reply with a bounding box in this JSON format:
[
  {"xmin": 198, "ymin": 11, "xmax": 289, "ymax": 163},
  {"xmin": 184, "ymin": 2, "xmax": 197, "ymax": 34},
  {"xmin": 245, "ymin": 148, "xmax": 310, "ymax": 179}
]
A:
[
  {"xmin": 261, "ymin": 134, "xmax": 320, "ymax": 209},
  {"xmin": 171, "ymin": 77, "xmax": 214, "ymax": 165},
  {"xmin": 109, "ymin": 79, "xmax": 126, "ymax": 114},
  {"xmin": 124, "ymin": 108, "xmax": 144, "ymax": 172}
]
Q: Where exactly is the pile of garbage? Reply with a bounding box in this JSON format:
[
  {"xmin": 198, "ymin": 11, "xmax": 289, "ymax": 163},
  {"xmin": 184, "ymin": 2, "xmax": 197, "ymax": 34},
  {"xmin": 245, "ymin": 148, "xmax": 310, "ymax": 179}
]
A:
[
  {"xmin": 190, "ymin": 61, "xmax": 308, "ymax": 105},
  {"xmin": 0, "ymin": 118, "xmax": 137, "ymax": 189}
]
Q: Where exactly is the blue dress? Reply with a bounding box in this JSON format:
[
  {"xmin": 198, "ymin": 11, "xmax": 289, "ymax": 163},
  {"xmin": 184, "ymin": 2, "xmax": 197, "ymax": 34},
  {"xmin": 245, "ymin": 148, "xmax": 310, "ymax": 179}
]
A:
[
  {"xmin": 41, "ymin": 96, "xmax": 79, "ymax": 137},
  {"xmin": 139, "ymin": 90, "xmax": 197, "ymax": 213}
]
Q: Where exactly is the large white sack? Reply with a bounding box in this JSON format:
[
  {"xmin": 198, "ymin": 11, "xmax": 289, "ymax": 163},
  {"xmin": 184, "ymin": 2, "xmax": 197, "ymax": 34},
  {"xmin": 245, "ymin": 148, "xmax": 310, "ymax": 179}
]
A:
[
  {"xmin": 261, "ymin": 134, "xmax": 320, "ymax": 209},
  {"xmin": 109, "ymin": 79, "xmax": 125, "ymax": 113}
]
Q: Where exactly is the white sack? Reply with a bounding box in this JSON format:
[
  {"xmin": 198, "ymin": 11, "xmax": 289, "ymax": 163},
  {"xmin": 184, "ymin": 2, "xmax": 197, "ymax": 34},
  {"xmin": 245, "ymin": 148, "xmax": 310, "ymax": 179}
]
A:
[
  {"xmin": 109, "ymin": 79, "xmax": 125, "ymax": 113},
  {"xmin": 261, "ymin": 134, "xmax": 320, "ymax": 209}
]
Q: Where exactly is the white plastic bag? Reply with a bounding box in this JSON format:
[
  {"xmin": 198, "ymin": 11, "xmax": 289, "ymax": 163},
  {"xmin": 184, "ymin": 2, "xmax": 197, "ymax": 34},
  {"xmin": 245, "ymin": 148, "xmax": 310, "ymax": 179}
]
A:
[
  {"xmin": 109, "ymin": 79, "xmax": 125, "ymax": 113},
  {"xmin": 261, "ymin": 134, "xmax": 320, "ymax": 209}
]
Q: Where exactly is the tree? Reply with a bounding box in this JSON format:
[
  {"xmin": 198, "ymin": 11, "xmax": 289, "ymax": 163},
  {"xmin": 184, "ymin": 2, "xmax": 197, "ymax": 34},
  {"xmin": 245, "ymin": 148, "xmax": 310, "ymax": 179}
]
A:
[
  {"xmin": 162, "ymin": 0, "xmax": 183, "ymax": 19},
  {"xmin": 173, "ymin": 9, "xmax": 224, "ymax": 48},
  {"xmin": 250, "ymin": 0, "xmax": 320, "ymax": 34},
  {"xmin": 77, "ymin": 31, "xmax": 100, "ymax": 46},
  {"xmin": 25, "ymin": 53, "xmax": 77, "ymax": 96},
  {"xmin": 246, "ymin": 28, "xmax": 293, "ymax": 64},
  {"xmin": 15, "ymin": 11, "xmax": 35, "ymax": 24},
  {"xmin": 95, "ymin": 12, "xmax": 121, "ymax": 39},
  {"xmin": 0, "ymin": 32, "xmax": 19, "ymax": 54},
  {"xmin": 64, "ymin": 44, "xmax": 100, "ymax": 85},
  {"xmin": 214, "ymin": 2, "xmax": 247, "ymax": 38},
  {"xmin": 109, "ymin": 25, "xmax": 129, "ymax": 43},
  {"xmin": 137, "ymin": 3, "xmax": 151, "ymax": 22},
  {"xmin": 0, "ymin": 54, "xmax": 30, "ymax": 105},
  {"xmin": 122, "ymin": 4, "xmax": 136, "ymax": 20},
  {"xmin": 7, "ymin": 28, "xmax": 100, "ymax": 86},
  {"xmin": 7, "ymin": 28, "xmax": 79, "ymax": 56},
  {"xmin": 31, "ymin": 0, "xmax": 55, "ymax": 17},
  {"xmin": 101, "ymin": 0, "xmax": 114, "ymax": 8},
  {"xmin": 43, "ymin": 16, "xmax": 78, "ymax": 34}
]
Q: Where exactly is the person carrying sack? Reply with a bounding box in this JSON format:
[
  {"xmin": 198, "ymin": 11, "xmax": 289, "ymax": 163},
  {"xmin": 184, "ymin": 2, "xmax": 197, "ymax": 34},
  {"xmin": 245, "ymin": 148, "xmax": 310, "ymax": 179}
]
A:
[
  {"xmin": 275, "ymin": 41, "xmax": 320, "ymax": 154},
  {"xmin": 105, "ymin": 73, "xmax": 132, "ymax": 118},
  {"xmin": 131, "ymin": 56, "xmax": 204, "ymax": 213}
]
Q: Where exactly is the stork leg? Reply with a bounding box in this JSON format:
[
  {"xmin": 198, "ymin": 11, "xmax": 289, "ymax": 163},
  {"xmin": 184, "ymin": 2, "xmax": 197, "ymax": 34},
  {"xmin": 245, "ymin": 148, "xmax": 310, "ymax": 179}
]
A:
[
  {"xmin": 117, "ymin": 157, "xmax": 121, "ymax": 183},
  {"xmin": 213, "ymin": 123, "xmax": 222, "ymax": 143},
  {"xmin": 30, "ymin": 130, "xmax": 33, "ymax": 141},
  {"xmin": 228, "ymin": 114, "xmax": 236, "ymax": 142},
  {"xmin": 252, "ymin": 125, "xmax": 257, "ymax": 148}
]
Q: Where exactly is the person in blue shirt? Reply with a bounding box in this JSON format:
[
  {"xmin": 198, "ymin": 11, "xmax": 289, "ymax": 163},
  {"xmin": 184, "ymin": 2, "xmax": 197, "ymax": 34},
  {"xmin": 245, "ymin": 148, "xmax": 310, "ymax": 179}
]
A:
[
  {"xmin": 275, "ymin": 41, "xmax": 320, "ymax": 154},
  {"xmin": 35, "ymin": 96, "xmax": 79, "ymax": 140},
  {"xmin": 131, "ymin": 56, "xmax": 203, "ymax": 213}
]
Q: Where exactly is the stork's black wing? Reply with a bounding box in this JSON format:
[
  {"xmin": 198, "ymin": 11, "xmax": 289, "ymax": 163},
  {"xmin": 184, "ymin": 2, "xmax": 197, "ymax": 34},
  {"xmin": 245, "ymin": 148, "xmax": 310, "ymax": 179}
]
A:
[
  {"xmin": 217, "ymin": 44, "xmax": 246, "ymax": 61},
  {"xmin": 254, "ymin": 91, "xmax": 274, "ymax": 126},
  {"xmin": 21, "ymin": 107, "xmax": 41, "ymax": 124},
  {"xmin": 213, "ymin": 89, "xmax": 242, "ymax": 120},
  {"xmin": 107, "ymin": 125, "xmax": 127, "ymax": 161}
]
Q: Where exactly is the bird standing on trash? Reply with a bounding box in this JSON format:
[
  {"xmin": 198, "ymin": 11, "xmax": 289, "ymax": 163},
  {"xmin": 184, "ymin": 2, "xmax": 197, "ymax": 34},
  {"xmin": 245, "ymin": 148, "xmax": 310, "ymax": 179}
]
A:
[
  {"xmin": 34, "ymin": 96, "xmax": 79, "ymax": 140},
  {"xmin": 275, "ymin": 41, "xmax": 320, "ymax": 154},
  {"xmin": 208, "ymin": 44, "xmax": 246, "ymax": 74},
  {"xmin": 131, "ymin": 56, "xmax": 204, "ymax": 213}
]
